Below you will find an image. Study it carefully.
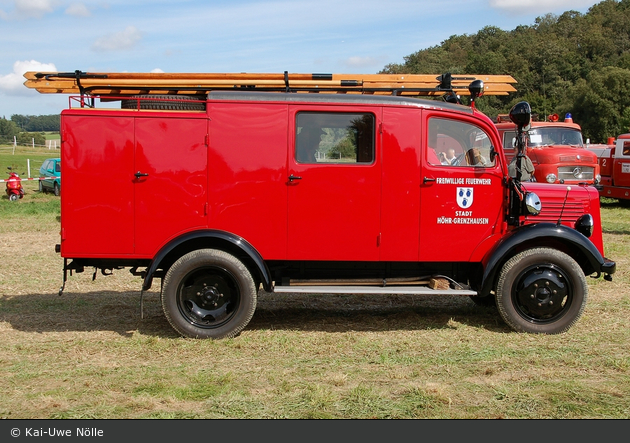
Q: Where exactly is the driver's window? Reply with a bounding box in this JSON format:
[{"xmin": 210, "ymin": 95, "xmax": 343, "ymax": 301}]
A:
[{"xmin": 427, "ymin": 117, "xmax": 495, "ymax": 167}]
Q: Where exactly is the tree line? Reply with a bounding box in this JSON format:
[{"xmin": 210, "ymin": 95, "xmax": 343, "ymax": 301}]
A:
[
  {"xmin": 381, "ymin": 0, "xmax": 630, "ymax": 143},
  {"xmin": 0, "ymin": 114, "xmax": 59, "ymax": 145}
]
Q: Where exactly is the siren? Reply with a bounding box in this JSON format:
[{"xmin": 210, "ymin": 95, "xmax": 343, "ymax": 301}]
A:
[
  {"xmin": 565, "ymin": 113, "xmax": 573, "ymax": 123},
  {"xmin": 549, "ymin": 113, "xmax": 559, "ymax": 122}
]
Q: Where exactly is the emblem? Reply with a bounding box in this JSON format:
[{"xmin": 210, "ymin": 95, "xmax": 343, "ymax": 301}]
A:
[{"xmin": 457, "ymin": 187, "xmax": 473, "ymax": 209}]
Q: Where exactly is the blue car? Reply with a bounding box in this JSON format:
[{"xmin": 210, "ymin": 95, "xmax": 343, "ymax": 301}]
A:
[{"xmin": 39, "ymin": 158, "xmax": 61, "ymax": 196}]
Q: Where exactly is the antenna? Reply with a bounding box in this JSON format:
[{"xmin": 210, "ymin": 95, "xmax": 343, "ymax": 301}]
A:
[{"xmin": 557, "ymin": 186, "xmax": 572, "ymax": 226}]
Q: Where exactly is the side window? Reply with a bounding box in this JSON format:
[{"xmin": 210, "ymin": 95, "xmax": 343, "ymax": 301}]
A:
[
  {"xmin": 503, "ymin": 131, "xmax": 516, "ymax": 151},
  {"xmin": 55, "ymin": 162, "xmax": 61, "ymax": 173},
  {"xmin": 428, "ymin": 117, "xmax": 495, "ymax": 167},
  {"xmin": 296, "ymin": 112, "xmax": 374, "ymax": 164}
]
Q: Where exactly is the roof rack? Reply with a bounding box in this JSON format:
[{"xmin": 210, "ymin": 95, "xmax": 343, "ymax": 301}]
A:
[{"xmin": 24, "ymin": 70, "xmax": 517, "ymax": 99}]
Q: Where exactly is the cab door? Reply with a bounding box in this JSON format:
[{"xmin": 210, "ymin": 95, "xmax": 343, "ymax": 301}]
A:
[
  {"xmin": 287, "ymin": 107, "xmax": 381, "ymax": 260},
  {"xmin": 419, "ymin": 113, "xmax": 505, "ymax": 262}
]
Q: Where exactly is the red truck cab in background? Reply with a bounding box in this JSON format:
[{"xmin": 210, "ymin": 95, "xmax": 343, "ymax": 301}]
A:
[
  {"xmin": 588, "ymin": 133, "xmax": 630, "ymax": 202},
  {"xmin": 495, "ymin": 113, "xmax": 600, "ymax": 185},
  {"xmin": 25, "ymin": 70, "xmax": 615, "ymax": 339}
]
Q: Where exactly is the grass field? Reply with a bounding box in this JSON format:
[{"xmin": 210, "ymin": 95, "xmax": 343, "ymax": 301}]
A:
[{"xmin": 0, "ymin": 148, "xmax": 628, "ymax": 418}]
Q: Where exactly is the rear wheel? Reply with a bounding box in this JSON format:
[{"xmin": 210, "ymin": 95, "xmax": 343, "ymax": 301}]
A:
[
  {"xmin": 496, "ymin": 248, "xmax": 587, "ymax": 334},
  {"xmin": 161, "ymin": 249, "xmax": 257, "ymax": 339},
  {"xmin": 53, "ymin": 182, "xmax": 60, "ymax": 196}
]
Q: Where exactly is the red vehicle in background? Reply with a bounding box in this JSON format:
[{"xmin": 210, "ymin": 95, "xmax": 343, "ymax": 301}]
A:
[
  {"xmin": 495, "ymin": 113, "xmax": 600, "ymax": 185},
  {"xmin": 588, "ymin": 134, "xmax": 630, "ymax": 202}
]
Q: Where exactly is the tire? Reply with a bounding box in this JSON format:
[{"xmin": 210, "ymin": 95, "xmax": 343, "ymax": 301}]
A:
[
  {"xmin": 161, "ymin": 249, "xmax": 257, "ymax": 339},
  {"xmin": 38, "ymin": 180, "xmax": 44, "ymax": 192},
  {"xmin": 121, "ymin": 94, "xmax": 206, "ymax": 111},
  {"xmin": 496, "ymin": 248, "xmax": 587, "ymax": 334},
  {"xmin": 53, "ymin": 182, "xmax": 60, "ymax": 197},
  {"xmin": 8, "ymin": 193, "xmax": 18, "ymax": 201}
]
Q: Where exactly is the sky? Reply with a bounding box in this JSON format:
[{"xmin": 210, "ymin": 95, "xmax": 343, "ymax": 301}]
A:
[{"xmin": 0, "ymin": 0, "xmax": 604, "ymax": 117}]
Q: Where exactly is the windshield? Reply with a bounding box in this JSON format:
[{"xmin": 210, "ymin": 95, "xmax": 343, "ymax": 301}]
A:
[{"xmin": 527, "ymin": 127, "xmax": 583, "ymax": 147}]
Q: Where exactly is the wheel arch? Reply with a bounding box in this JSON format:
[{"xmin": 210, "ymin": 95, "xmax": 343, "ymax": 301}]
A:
[
  {"xmin": 480, "ymin": 223, "xmax": 605, "ymax": 297},
  {"xmin": 142, "ymin": 230, "xmax": 272, "ymax": 292}
]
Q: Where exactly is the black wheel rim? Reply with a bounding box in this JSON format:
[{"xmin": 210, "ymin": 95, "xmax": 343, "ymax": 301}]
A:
[
  {"xmin": 176, "ymin": 266, "xmax": 240, "ymax": 329},
  {"xmin": 512, "ymin": 263, "xmax": 573, "ymax": 324}
]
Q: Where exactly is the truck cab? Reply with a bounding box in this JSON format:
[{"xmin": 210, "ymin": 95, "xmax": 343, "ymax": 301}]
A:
[
  {"xmin": 590, "ymin": 133, "xmax": 630, "ymax": 201},
  {"xmin": 495, "ymin": 114, "xmax": 601, "ymax": 185}
]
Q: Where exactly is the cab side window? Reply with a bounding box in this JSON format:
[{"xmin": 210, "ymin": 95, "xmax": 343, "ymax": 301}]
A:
[
  {"xmin": 296, "ymin": 112, "xmax": 375, "ymax": 164},
  {"xmin": 428, "ymin": 117, "xmax": 495, "ymax": 167}
]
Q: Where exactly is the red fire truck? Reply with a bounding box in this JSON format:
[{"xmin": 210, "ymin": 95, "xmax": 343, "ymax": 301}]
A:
[
  {"xmin": 24, "ymin": 70, "xmax": 616, "ymax": 338},
  {"xmin": 588, "ymin": 134, "xmax": 630, "ymax": 202},
  {"xmin": 495, "ymin": 113, "xmax": 600, "ymax": 185}
]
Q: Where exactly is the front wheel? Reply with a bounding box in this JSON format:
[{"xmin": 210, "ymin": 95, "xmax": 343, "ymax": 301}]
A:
[
  {"xmin": 495, "ymin": 248, "xmax": 587, "ymax": 334},
  {"xmin": 161, "ymin": 249, "xmax": 257, "ymax": 339},
  {"xmin": 8, "ymin": 193, "xmax": 18, "ymax": 201}
]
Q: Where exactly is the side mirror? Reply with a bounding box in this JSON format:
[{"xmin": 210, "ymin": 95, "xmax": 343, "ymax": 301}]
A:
[
  {"xmin": 468, "ymin": 80, "xmax": 484, "ymax": 108},
  {"xmin": 509, "ymin": 101, "xmax": 532, "ymax": 131}
]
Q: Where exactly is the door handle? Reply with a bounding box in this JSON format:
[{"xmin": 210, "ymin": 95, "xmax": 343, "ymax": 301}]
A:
[
  {"xmin": 135, "ymin": 171, "xmax": 149, "ymax": 178},
  {"xmin": 288, "ymin": 174, "xmax": 302, "ymax": 182},
  {"xmin": 423, "ymin": 176, "xmax": 436, "ymax": 184}
]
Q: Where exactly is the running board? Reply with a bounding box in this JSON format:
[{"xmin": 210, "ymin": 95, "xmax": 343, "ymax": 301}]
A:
[{"xmin": 272, "ymin": 285, "xmax": 477, "ymax": 296}]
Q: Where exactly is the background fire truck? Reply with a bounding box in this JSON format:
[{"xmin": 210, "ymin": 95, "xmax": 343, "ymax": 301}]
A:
[
  {"xmin": 495, "ymin": 113, "xmax": 600, "ymax": 185},
  {"xmin": 588, "ymin": 133, "xmax": 630, "ymax": 203}
]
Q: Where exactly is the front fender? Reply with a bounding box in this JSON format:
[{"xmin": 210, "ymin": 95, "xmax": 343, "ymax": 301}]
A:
[
  {"xmin": 142, "ymin": 229, "xmax": 272, "ymax": 292},
  {"xmin": 480, "ymin": 223, "xmax": 612, "ymax": 297}
]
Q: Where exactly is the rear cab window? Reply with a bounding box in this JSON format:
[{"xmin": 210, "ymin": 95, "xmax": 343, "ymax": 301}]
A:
[{"xmin": 295, "ymin": 112, "xmax": 375, "ymax": 164}]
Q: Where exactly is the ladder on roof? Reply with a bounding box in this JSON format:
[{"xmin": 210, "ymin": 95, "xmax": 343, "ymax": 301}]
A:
[{"xmin": 23, "ymin": 70, "xmax": 517, "ymax": 98}]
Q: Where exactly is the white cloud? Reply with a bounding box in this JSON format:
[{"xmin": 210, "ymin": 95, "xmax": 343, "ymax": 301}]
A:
[
  {"xmin": 489, "ymin": 0, "xmax": 598, "ymax": 15},
  {"xmin": 14, "ymin": 0, "xmax": 55, "ymax": 19},
  {"xmin": 91, "ymin": 26, "xmax": 142, "ymax": 52},
  {"xmin": 65, "ymin": 3, "xmax": 90, "ymax": 17},
  {"xmin": 0, "ymin": 60, "xmax": 57, "ymax": 96},
  {"xmin": 151, "ymin": 68, "xmax": 164, "ymax": 73}
]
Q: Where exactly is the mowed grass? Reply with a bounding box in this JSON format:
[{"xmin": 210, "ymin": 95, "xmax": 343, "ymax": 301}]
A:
[{"xmin": 0, "ymin": 162, "xmax": 628, "ymax": 418}]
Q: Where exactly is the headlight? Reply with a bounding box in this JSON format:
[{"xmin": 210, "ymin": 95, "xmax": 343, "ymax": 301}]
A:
[
  {"xmin": 595, "ymin": 174, "xmax": 601, "ymax": 184},
  {"xmin": 546, "ymin": 173, "xmax": 557, "ymax": 183},
  {"xmin": 525, "ymin": 192, "xmax": 542, "ymax": 215},
  {"xmin": 575, "ymin": 214, "xmax": 594, "ymax": 237}
]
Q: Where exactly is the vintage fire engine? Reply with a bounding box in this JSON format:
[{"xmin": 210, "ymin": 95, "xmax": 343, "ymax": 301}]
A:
[
  {"xmin": 495, "ymin": 113, "xmax": 600, "ymax": 185},
  {"xmin": 24, "ymin": 70, "xmax": 616, "ymax": 338},
  {"xmin": 587, "ymin": 134, "xmax": 630, "ymax": 202}
]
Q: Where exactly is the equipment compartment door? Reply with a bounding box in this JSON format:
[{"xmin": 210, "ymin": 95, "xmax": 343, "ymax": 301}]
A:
[
  {"xmin": 134, "ymin": 116, "xmax": 208, "ymax": 256},
  {"xmin": 61, "ymin": 113, "xmax": 135, "ymax": 256}
]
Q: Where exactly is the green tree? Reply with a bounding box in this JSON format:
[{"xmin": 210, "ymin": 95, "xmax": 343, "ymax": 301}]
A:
[
  {"xmin": 0, "ymin": 118, "xmax": 20, "ymax": 143},
  {"xmin": 16, "ymin": 131, "xmax": 46, "ymax": 146},
  {"xmin": 567, "ymin": 66, "xmax": 630, "ymax": 142}
]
